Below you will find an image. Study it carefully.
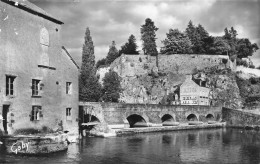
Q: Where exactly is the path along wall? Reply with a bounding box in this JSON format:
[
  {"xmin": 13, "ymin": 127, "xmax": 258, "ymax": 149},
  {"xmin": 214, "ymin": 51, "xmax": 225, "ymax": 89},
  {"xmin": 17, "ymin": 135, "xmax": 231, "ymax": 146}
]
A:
[
  {"xmin": 222, "ymin": 107, "xmax": 260, "ymax": 127},
  {"xmin": 79, "ymin": 102, "xmax": 222, "ymax": 126}
]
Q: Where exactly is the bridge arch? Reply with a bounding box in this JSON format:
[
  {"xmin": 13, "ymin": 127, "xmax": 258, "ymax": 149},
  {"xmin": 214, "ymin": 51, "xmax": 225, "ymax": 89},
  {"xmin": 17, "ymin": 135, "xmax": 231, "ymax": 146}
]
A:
[
  {"xmin": 126, "ymin": 114, "xmax": 148, "ymax": 128},
  {"xmin": 161, "ymin": 114, "xmax": 175, "ymax": 123},
  {"xmin": 186, "ymin": 113, "xmax": 199, "ymax": 121},
  {"xmin": 205, "ymin": 113, "xmax": 215, "ymax": 121},
  {"xmin": 83, "ymin": 114, "xmax": 100, "ymax": 123}
]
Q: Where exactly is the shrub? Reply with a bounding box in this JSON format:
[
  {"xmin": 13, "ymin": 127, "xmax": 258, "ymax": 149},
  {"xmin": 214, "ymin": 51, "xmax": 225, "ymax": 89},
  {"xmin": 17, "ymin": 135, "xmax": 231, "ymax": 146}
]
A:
[{"xmin": 249, "ymin": 65, "xmax": 255, "ymax": 69}]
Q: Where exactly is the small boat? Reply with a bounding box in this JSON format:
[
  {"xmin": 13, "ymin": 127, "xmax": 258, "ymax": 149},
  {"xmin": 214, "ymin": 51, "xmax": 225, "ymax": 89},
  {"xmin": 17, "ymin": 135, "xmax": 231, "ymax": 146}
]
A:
[
  {"xmin": 162, "ymin": 121, "xmax": 180, "ymax": 126},
  {"xmin": 188, "ymin": 121, "xmax": 203, "ymax": 125}
]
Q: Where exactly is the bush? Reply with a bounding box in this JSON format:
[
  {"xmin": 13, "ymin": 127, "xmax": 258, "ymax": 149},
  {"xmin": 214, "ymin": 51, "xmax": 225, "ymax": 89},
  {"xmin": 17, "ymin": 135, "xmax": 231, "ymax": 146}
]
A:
[
  {"xmin": 222, "ymin": 58, "xmax": 228, "ymax": 64},
  {"xmin": 250, "ymin": 77, "xmax": 259, "ymax": 85},
  {"xmin": 236, "ymin": 59, "xmax": 248, "ymax": 67},
  {"xmin": 249, "ymin": 65, "xmax": 255, "ymax": 69}
]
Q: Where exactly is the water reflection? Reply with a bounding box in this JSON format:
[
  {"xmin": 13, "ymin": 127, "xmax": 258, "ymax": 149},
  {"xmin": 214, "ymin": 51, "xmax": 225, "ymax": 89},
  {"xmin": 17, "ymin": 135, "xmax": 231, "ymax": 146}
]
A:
[{"xmin": 1, "ymin": 129, "xmax": 260, "ymax": 164}]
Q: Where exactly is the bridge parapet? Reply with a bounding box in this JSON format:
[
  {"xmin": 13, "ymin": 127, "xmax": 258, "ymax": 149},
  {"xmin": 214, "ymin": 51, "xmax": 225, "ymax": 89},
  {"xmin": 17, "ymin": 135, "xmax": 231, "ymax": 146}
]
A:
[{"xmin": 79, "ymin": 102, "xmax": 222, "ymax": 126}]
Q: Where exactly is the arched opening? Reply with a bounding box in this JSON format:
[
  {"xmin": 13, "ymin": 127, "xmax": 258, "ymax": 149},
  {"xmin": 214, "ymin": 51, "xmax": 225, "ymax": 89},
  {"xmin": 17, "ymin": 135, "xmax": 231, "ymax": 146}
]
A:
[
  {"xmin": 127, "ymin": 114, "xmax": 147, "ymax": 128},
  {"xmin": 161, "ymin": 114, "xmax": 174, "ymax": 122},
  {"xmin": 161, "ymin": 114, "xmax": 178, "ymax": 126},
  {"xmin": 84, "ymin": 114, "xmax": 100, "ymax": 123},
  {"xmin": 81, "ymin": 114, "xmax": 101, "ymax": 133},
  {"xmin": 187, "ymin": 114, "xmax": 198, "ymax": 121},
  {"xmin": 206, "ymin": 114, "xmax": 214, "ymax": 121}
]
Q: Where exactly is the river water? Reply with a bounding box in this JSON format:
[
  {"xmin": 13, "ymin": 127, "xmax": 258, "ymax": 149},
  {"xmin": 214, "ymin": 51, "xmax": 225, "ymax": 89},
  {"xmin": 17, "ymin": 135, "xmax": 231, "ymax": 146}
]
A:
[{"xmin": 1, "ymin": 128, "xmax": 260, "ymax": 164}]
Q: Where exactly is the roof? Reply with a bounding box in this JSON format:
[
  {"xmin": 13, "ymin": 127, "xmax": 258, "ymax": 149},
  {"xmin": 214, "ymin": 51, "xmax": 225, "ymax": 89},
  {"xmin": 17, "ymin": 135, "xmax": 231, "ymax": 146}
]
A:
[
  {"xmin": 62, "ymin": 46, "xmax": 80, "ymax": 69},
  {"xmin": 1, "ymin": 0, "xmax": 63, "ymax": 24}
]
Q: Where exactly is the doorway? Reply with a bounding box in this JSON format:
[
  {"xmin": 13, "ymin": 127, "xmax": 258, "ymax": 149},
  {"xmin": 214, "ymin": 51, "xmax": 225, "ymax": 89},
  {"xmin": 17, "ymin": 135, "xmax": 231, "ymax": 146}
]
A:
[{"xmin": 2, "ymin": 105, "xmax": 10, "ymax": 134}]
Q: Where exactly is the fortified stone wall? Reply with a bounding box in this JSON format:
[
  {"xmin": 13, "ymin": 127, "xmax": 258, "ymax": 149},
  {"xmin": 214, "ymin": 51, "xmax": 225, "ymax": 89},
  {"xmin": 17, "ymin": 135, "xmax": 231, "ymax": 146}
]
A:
[
  {"xmin": 110, "ymin": 54, "xmax": 234, "ymax": 77},
  {"xmin": 80, "ymin": 102, "xmax": 222, "ymax": 125},
  {"xmin": 222, "ymin": 108, "xmax": 260, "ymax": 127}
]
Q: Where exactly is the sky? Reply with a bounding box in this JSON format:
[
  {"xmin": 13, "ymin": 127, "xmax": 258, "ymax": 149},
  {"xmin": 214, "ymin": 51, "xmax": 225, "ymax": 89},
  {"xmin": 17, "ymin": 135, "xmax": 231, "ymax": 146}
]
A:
[{"xmin": 29, "ymin": 0, "xmax": 260, "ymax": 67}]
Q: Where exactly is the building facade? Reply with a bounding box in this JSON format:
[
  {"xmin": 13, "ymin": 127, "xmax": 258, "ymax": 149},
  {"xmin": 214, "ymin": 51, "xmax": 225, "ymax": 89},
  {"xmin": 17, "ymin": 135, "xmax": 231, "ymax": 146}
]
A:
[
  {"xmin": 0, "ymin": 0, "xmax": 79, "ymax": 135},
  {"xmin": 180, "ymin": 75, "xmax": 210, "ymax": 106}
]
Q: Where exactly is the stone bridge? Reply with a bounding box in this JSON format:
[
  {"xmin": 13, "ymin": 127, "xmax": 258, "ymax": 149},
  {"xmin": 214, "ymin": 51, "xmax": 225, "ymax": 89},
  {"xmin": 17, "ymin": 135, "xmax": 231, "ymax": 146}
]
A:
[{"xmin": 79, "ymin": 102, "xmax": 222, "ymax": 128}]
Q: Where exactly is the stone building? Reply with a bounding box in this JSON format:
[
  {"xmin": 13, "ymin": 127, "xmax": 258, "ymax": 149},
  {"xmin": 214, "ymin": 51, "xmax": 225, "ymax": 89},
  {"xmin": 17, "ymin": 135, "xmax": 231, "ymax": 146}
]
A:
[
  {"xmin": 0, "ymin": 0, "xmax": 79, "ymax": 135},
  {"xmin": 180, "ymin": 75, "xmax": 210, "ymax": 106}
]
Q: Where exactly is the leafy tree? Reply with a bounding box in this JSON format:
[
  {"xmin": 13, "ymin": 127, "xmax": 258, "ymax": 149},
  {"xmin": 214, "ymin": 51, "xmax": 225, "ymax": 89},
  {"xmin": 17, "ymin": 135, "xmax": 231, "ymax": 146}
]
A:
[
  {"xmin": 185, "ymin": 21, "xmax": 210, "ymax": 54},
  {"xmin": 236, "ymin": 38, "xmax": 259, "ymax": 58},
  {"xmin": 101, "ymin": 70, "xmax": 122, "ymax": 102},
  {"xmin": 96, "ymin": 58, "xmax": 107, "ymax": 69},
  {"xmin": 141, "ymin": 18, "xmax": 159, "ymax": 56},
  {"xmin": 195, "ymin": 24, "xmax": 210, "ymax": 53},
  {"xmin": 79, "ymin": 27, "xmax": 102, "ymax": 101},
  {"xmin": 185, "ymin": 20, "xmax": 196, "ymax": 40},
  {"xmin": 119, "ymin": 34, "xmax": 139, "ymax": 55},
  {"xmin": 223, "ymin": 27, "xmax": 238, "ymax": 56},
  {"xmin": 203, "ymin": 36, "xmax": 215, "ymax": 54},
  {"xmin": 161, "ymin": 29, "xmax": 193, "ymax": 54},
  {"xmin": 209, "ymin": 37, "xmax": 230, "ymax": 55},
  {"xmin": 106, "ymin": 41, "xmax": 119, "ymax": 65}
]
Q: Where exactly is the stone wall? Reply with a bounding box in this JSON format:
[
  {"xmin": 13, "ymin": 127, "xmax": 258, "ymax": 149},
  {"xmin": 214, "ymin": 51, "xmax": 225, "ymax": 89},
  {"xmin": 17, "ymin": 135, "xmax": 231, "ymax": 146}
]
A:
[
  {"xmin": 222, "ymin": 107, "xmax": 260, "ymax": 127},
  {"xmin": 79, "ymin": 102, "xmax": 222, "ymax": 126}
]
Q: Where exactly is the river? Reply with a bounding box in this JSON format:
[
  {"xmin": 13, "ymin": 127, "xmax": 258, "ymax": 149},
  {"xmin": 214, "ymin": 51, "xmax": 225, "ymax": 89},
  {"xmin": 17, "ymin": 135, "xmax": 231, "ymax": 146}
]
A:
[{"xmin": 1, "ymin": 128, "xmax": 260, "ymax": 164}]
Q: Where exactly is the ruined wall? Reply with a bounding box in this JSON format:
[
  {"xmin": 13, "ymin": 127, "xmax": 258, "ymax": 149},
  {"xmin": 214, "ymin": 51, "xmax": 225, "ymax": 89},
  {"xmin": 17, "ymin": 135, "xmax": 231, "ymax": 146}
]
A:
[
  {"xmin": 0, "ymin": 1, "xmax": 78, "ymax": 135},
  {"xmin": 80, "ymin": 102, "xmax": 222, "ymax": 125},
  {"xmin": 222, "ymin": 108, "xmax": 260, "ymax": 127}
]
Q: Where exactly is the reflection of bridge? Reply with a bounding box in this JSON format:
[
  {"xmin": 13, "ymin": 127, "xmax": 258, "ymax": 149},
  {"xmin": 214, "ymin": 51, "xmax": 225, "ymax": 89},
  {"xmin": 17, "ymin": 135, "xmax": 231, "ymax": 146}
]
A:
[{"xmin": 79, "ymin": 102, "xmax": 222, "ymax": 128}]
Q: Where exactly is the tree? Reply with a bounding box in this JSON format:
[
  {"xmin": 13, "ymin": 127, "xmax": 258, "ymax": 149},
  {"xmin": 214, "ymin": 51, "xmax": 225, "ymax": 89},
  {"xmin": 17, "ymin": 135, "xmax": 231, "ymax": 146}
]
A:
[
  {"xmin": 119, "ymin": 34, "xmax": 139, "ymax": 55},
  {"xmin": 161, "ymin": 28, "xmax": 193, "ymax": 54},
  {"xmin": 185, "ymin": 21, "xmax": 210, "ymax": 54},
  {"xmin": 96, "ymin": 58, "xmax": 107, "ymax": 69},
  {"xmin": 209, "ymin": 37, "xmax": 230, "ymax": 55},
  {"xmin": 79, "ymin": 27, "xmax": 102, "ymax": 102},
  {"xmin": 203, "ymin": 36, "xmax": 215, "ymax": 54},
  {"xmin": 106, "ymin": 41, "xmax": 119, "ymax": 65},
  {"xmin": 140, "ymin": 18, "xmax": 159, "ymax": 56},
  {"xmin": 101, "ymin": 70, "xmax": 122, "ymax": 102},
  {"xmin": 223, "ymin": 27, "xmax": 238, "ymax": 56},
  {"xmin": 236, "ymin": 38, "xmax": 259, "ymax": 58}
]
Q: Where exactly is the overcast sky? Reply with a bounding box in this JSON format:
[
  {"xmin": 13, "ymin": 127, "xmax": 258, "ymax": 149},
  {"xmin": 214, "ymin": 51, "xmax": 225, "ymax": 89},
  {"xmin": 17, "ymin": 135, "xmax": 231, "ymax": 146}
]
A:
[{"xmin": 29, "ymin": 0, "xmax": 260, "ymax": 66}]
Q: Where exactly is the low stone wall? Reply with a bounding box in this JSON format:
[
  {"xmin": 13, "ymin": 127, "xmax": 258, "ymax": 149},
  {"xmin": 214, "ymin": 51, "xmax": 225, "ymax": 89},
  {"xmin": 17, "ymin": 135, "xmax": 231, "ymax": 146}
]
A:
[
  {"xmin": 2, "ymin": 133, "xmax": 68, "ymax": 154},
  {"xmin": 222, "ymin": 107, "xmax": 260, "ymax": 128}
]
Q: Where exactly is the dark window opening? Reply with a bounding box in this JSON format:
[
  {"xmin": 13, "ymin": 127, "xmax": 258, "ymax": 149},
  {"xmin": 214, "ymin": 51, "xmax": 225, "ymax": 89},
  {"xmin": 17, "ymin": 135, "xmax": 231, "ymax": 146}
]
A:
[
  {"xmin": 66, "ymin": 82, "xmax": 72, "ymax": 94},
  {"xmin": 6, "ymin": 75, "xmax": 16, "ymax": 96},
  {"xmin": 31, "ymin": 106, "xmax": 42, "ymax": 121},
  {"xmin": 32, "ymin": 79, "xmax": 41, "ymax": 96},
  {"xmin": 66, "ymin": 108, "xmax": 72, "ymax": 121}
]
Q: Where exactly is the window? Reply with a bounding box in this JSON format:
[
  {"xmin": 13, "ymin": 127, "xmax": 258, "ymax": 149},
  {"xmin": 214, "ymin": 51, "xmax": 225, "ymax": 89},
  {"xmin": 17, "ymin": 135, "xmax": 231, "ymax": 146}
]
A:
[
  {"xmin": 66, "ymin": 108, "xmax": 72, "ymax": 121},
  {"xmin": 66, "ymin": 82, "xmax": 72, "ymax": 94},
  {"xmin": 32, "ymin": 79, "xmax": 41, "ymax": 96},
  {"xmin": 6, "ymin": 75, "xmax": 16, "ymax": 96},
  {"xmin": 31, "ymin": 106, "xmax": 42, "ymax": 121}
]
